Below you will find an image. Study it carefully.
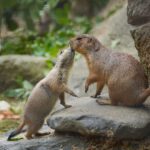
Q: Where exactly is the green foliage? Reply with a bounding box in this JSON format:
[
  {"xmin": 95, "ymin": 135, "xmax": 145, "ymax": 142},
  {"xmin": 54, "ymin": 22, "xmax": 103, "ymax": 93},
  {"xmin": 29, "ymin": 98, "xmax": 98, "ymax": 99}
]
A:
[
  {"xmin": 48, "ymin": 0, "xmax": 60, "ymax": 9},
  {"xmin": 0, "ymin": 0, "xmax": 17, "ymax": 10},
  {"xmin": 1, "ymin": 34, "xmax": 34, "ymax": 55},
  {"xmin": 5, "ymin": 80, "xmax": 33, "ymax": 100},
  {"xmin": 30, "ymin": 16, "xmax": 91, "ymax": 57},
  {"xmin": 1, "ymin": 16, "xmax": 92, "ymax": 57},
  {"xmin": 1, "ymin": 1, "xmax": 92, "ymax": 96},
  {"xmin": 0, "ymin": 119, "xmax": 20, "ymax": 134},
  {"xmin": 1, "ymin": 0, "xmax": 93, "ymax": 57}
]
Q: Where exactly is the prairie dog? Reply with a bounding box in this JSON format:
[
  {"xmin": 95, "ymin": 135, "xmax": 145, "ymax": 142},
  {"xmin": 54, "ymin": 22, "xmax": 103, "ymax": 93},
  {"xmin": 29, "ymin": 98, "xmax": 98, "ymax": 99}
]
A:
[
  {"xmin": 8, "ymin": 48, "xmax": 77, "ymax": 140},
  {"xmin": 70, "ymin": 34, "xmax": 150, "ymax": 106}
]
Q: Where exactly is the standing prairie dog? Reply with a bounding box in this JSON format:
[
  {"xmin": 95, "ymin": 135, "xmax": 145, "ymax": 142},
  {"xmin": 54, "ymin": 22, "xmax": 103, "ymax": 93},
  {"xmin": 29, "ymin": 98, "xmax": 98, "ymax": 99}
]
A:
[
  {"xmin": 70, "ymin": 34, "xmax": 150, "ymax": 106},
  {"xmin": 8, "ymin": 48, "xmax": 77, "ymax": 140}
]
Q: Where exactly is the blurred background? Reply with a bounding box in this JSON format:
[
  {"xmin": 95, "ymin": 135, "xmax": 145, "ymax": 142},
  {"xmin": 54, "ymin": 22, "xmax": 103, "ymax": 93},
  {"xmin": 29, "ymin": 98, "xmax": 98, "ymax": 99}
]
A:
[{"xmin": 0, "ymin": 0, "xmax": 132, "ymax": 135}]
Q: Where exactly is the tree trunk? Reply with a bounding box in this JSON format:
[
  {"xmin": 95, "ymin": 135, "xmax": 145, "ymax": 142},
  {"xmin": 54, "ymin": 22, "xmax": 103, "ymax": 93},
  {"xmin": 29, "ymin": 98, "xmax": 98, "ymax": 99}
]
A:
[
  {"xmin": 127, "ymin": 0, "xmax": 150, "ymax": 84},
  {"xmin": 131, "ymin": 24, "xmax": 150, "ymax": 84}
]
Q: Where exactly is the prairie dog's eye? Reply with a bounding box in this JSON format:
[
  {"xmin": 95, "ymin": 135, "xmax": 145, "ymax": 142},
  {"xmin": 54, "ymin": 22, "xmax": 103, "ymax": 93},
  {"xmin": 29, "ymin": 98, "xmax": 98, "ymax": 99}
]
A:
[{"xmin": 76, "ymin": 37, "xmax": 82, "ymax": 41}]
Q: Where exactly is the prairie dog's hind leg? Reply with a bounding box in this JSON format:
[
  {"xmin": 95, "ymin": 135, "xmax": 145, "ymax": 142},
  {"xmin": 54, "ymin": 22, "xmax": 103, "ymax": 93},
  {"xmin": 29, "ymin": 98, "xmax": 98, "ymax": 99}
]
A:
[
  {"xmin": 26, "ymin": 121, "xmax": 43, "ymax": 139},
  {"xmin": 59, "ymin": 92, "xmax": 72, "ymax": 108}
]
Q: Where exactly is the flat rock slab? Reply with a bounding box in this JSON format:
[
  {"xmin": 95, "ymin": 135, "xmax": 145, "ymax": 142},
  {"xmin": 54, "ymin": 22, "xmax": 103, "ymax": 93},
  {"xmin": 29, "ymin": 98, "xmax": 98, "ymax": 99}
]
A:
[
  {"xmin": 48, "ymin": 97, "xmax": 150, "ymax": 140},
  {"xmin": 0, "ymin": 135, "xmax": 88, "ymax": 150},
  {"xmin": 1, "ymin": 134, "xmax": 150, "ymax": 150}
]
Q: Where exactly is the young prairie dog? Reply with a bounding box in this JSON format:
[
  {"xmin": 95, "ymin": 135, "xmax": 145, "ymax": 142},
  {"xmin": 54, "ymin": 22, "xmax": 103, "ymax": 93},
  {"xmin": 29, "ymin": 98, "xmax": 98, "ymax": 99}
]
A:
[
  {"xmin": 8, "ymin": 48, "xmax": 77, "ymax": 140},
  {"xmin": 70, "ymin": 34, "xmax": 150, "ymax": 106}
]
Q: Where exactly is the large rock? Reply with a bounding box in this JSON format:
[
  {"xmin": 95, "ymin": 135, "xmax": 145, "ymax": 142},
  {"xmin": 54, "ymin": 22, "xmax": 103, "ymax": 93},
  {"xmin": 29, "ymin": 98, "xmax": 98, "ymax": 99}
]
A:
[
  {"xmin": 131, "ymin": 23, "xmax": 150, "ymax": 83},
  {"xmin": 0, "ymin": 135, "xmax": 88, "ymax": 150},
  {"xmin": 1, "ymin": 133, "xmax": 150, "ymax": 150},
  {"xmin": 48, "ymin": 97, "xmax": 150, "ymax": 140},
  {"xmin": 127, "ymin": 0, "xmax": 150, "ymax": 83},
  {"xmin": 127, "ymin": 0, "xmax": 150, "ymax": 25},
  {"xmin": 0, "ymin": 55, "xmax": 47, "ymax": 92}
]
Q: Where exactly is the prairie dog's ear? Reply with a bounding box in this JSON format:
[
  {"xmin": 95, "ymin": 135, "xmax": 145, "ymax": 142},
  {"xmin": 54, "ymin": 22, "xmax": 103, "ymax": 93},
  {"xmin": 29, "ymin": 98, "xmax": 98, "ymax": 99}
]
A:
[{"xmin": 93, "ymin": 39, "xmax": 100, "ymax": 51}]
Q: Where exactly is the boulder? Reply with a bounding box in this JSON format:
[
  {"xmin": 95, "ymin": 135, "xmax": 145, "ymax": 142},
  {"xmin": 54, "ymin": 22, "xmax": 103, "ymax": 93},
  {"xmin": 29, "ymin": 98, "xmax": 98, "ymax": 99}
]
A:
[
  {"xmin": 0, "ymin": 55, "xmax": 47, "ymax": 92},
  {"xmin": 127, "ymin": 0, "xmax": 150, "ymax": 25},
  {"xmin": 0, "ymin": 135, "xmax": 88, "ymax": 150},
  {"xmin": 48, "ymin": 97, "xmax": 150, "ymax": 140},
  {"xmin": 1, "ymin": 133, "xmax": 150, "ymax": 150},
  {"xmin": 131, "ymin": 23, "xmax": 150, "ymax": 83}
]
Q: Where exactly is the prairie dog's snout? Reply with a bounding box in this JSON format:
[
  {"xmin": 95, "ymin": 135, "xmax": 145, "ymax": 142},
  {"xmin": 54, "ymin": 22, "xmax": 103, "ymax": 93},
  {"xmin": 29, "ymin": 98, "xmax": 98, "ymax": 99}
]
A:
[
  {"xmin": 70, "ymin": 35, "xmax": 87, "ymax": 50},
  {"xmin": 59, "ymin": 48, "xmax": 74, "ymax": 59},
  {"xmin": 57, "ymin": 47, "xmax": 75, "ymax": 68}
]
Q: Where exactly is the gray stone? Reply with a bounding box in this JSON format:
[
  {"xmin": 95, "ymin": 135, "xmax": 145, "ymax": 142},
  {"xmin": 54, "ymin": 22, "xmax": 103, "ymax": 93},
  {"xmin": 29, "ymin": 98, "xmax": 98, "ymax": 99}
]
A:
[
  {"xmin": 1, "ymin": 134, "xmax": 150, "ymax": 150},
  {"xmin": 127, "ymin": 0, "xmax": 150, "ymax": 25},
  {"xmin": 0, "ymin": 55, "xmax": 47, "ymax": 92},
  {"xmin": 48, "ymin": 97, "xmax": 150, "ymax": 140},
  {"xmin": 131, "ymin": 23, "xmax": 150, "ymax": 83},
  {"xmin": 0, "ymin": 135, "xmax": 88, "ymax": 150}
]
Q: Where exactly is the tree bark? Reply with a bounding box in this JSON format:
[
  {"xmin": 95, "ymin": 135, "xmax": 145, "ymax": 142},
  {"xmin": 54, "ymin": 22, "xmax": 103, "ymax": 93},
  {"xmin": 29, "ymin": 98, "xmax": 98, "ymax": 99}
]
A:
[{"xmin": 131, "ymin": 23, "xmax": 150, "ymax": 84}]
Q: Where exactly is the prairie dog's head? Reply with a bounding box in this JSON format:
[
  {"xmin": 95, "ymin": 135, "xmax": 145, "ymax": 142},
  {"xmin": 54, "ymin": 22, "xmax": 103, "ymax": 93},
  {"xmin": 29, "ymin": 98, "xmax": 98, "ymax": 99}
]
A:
[
  {"xmin": 56, "ymin": 47, "xmax": 75, "ymax": 69},
  {"xmin": 69, "ymin": 34, "xmax": 101, "ymax": 54}
]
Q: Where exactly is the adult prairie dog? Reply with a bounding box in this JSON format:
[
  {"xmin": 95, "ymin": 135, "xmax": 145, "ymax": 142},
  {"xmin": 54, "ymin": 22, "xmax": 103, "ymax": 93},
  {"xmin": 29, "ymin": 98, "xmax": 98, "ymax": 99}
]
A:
[
  {"xmin": 8, "ymin": 48, "xmax": 77, "ymax": 140},
  {"xmin": 70, "ymin": 34, "xmax": 150, "ymax": 106}
]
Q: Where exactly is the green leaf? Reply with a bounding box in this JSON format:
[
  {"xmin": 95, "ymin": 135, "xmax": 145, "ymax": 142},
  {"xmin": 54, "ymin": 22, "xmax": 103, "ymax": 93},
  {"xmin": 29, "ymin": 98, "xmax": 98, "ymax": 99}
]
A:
[
  {"xmin": 48, "ymin": 0, "xmax": 60, "ymax": 9},
  {"xmin": 14, "ymin": 89, "xmax": 25, "ymax": 98},
  {"xmin": 22, "ymin": 80, "xmax": 33, "ymax": 90},
  {"xmin": 4, "ymin": 89, "xmax": 17, "ymax": 98}
]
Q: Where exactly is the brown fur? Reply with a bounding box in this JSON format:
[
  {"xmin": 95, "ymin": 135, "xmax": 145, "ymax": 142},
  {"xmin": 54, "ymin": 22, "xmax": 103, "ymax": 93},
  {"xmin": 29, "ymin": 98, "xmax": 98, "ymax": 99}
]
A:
[
  {"xmin": 8, "ymin": 48, "xmax": 77, "ymax": 140},
  {"xmin": 70, "ymin": 34, "xmax": 150, "ymax": 106}
]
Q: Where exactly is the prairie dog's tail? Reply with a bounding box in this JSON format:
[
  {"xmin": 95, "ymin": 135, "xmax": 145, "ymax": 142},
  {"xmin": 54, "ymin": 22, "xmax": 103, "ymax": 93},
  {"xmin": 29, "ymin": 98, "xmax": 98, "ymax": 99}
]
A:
[
  {"xmin": 7, "ymin": 121, "xmax": 25, "ymax": 141},
  {"xmin": 139, "ymin": 87, "xmax": 150, "ymax": 104}
]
